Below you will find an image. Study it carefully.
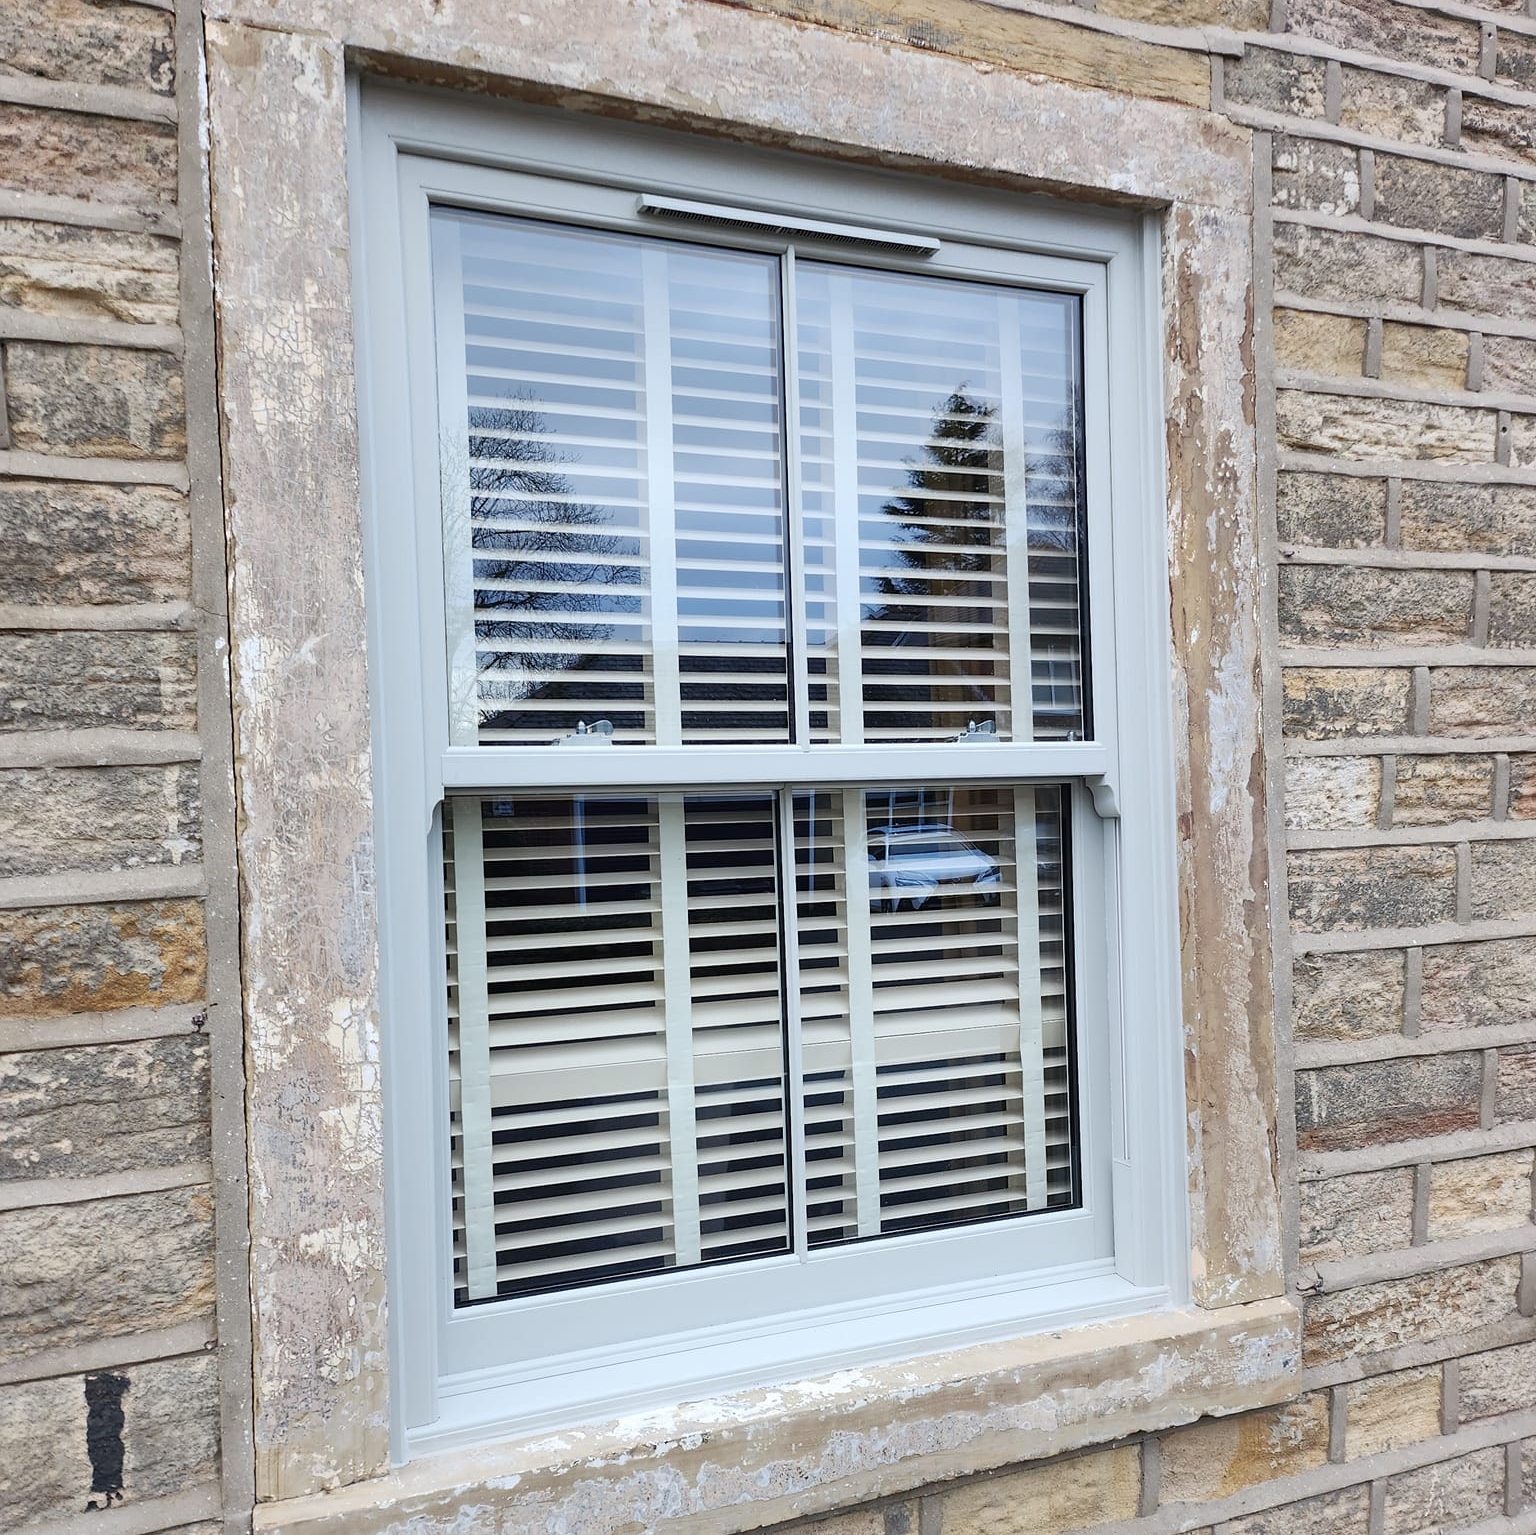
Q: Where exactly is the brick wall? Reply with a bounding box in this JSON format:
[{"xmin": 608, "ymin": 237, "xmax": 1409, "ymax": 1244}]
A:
[{"xmin": 0, "ymin": 1, "xmax": 242, "ymax": 1531}]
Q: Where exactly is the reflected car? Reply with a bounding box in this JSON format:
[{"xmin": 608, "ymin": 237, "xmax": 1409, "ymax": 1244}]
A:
[{"xmin": 867, "ymin": 824, "xmax": 1001, "ymax": 910}]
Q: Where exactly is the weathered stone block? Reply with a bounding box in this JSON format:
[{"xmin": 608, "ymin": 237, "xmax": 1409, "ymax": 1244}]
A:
[
  {"xmin": 1303, "ymin": 1257, "xmax": 1519, "ymax": 1366},
  {"xmin": 1511, "ymin": 755, "xmax": 1536, "ymax": 820},
  {"xmin": 1428, "ymin": 1150, "xmax": 1534, "ymax": 1241},
  {"xmin": 1272, "ymin": 310, "xmax": 1365, "ymax": 379},
  {"xmin": 1339, "ymin": 68, "xmax": 1442, "ymax": 147},
  {"xmin": 0, "ymin": 0, "xmax": 173, "ymax": 94},
  {"xmin": 1293, "ymin": 949, "xmax": 1404, "ymax": 1042},
  {"xmin": 1379, "ymin": 323, "xmax": 1469, "ymax": 391},
  {"xmin": 1380, "ymin": 1447, "xmax": 1503, "ymax": 1535},
  {"xmin": 4, "ymin": 342, "xmax": 184, "ymax": 460},
  {"xmin": 1278, "ymin": 565, "xmax": 1473, "ymax": 647},
  {"xmin": 1470, "ymin": 839, "xmax": 1536, "ymax": 922},
  {"xmin": 1298, "ymin": 1167, "xmax": 1414, "ymax": 1263},
  {"xmin": 0, "ymin": 631, "xmax": 197, "ymax": 732},
  {"xmin": 1095, "ymin": 0, "xmax": 1268, "ymax": 21},
  {"xmin": 1275, "ymin": 472, "xmax": 1385, "ymax": 548},
  {"xmin": 1282, "ymin": 667, "xmax": 1411, "ymax": 740},
  {"xmin": 1296, "ymin": 1054, "xmax": 1482, "ymax": 1152},
  {"xmin": 1221, "ymin": 1486, "xmax": 1369, "ymax": 1535},
  {"xmin": 1284, "ymin": 0, "xmax": 1481, "ymax": 76},
  {"xmin": 1437, "ymin": 251, "xmax": 1536, "ymax": 320},
  {"xmin": 0, "ymin": 1035, "xmax": 208, "ymax": 1178},
  {"xmin": 1393, "ymin": 754, "xmax": 1493, "ymax": 826},
  {"xmin": 0, "ymin": 1187, "xmax": 214, "ymax": 1362},
  {"xmin": 0, "ymin": 219, "xmax": 178, "ymax": 326},
  {"xmin": 1272, "ymin": 135, "xmax": 1359, "ymax": 218},
  {"xmin": 1460, "ymin": 1339, "xmax": 1536, "ymax": 1420},
  {"xmin": 1422, "ymin": 938, "xmax": 1536, "ymax": 1032},
  {"xmin": 1498, "ymin": 31, "xmax": 1536, "ymax": 92},
  {"xmin": 1460, "ymin": 95, "xmax": 1536, "ymax": 170},
  {"xmin": 1285, "ymin": 756, "xmax": 1380, "ymax": 831},
  {"xmin": 1429, "ymin": 668, "xmax": 1536, "ymax": 737},
  {"xmin": 1223, "ymin": 46, "xmax": 1327, "ymax": 118},
  {"xmin": 1398, "ymin": 481, "xmax": 1536, "ymax": 557},
  {"xmin": 1511, "ymin": 415, "xmax": 1536, "ymax": 473},
  {"xmin": 0, "ymin": 1355, "xmax": 217, "ymax": 1529},
  {"xmin": 802, "ymin": 1505, "xmax": 914, "ymax": 1535},
  {"xmin": 1482, "ymin": 336, "xmax": 1536, "ymax": 399},
  {"xmin": 932, "ymin": 1445, "xmax": 1139, "ymax": 1534},
  {"xmin": 1159, "ymin": 1396, "xmax": 1329, "ymax": 1504},
  {"xmin": 1277, "ymin": 391, "xmax": 1495, "ymax": 464},
  {"xmin": 1344, "ymin": 1366, "xmax": 1442, "ymax": 1459},
  {"xmin": 1287, "ymin": 845, "xmax": 1457, "ymax": 934},
  {"xmin": 1498, "ymin": 1043, "xmax": 1536, "ymax": 1122},
  {"xmin": 0, "ymin": 765, "xmax": 200, "ymax": 879},
  {"xmin": 1489, "ymin": 574, "xmax": 1536, "ymax": 648},
  {"xmin": 0, "ymin": 480, "xmax": 189, "ymax": 606},
  {"xmin": 1373, "ymin": 156, "xmax": 1504, "ymax": 242},
  {"xmin": 0, "ymin": 104, "xmax": 175, "ymax": 206},
  {"xmin": 1272, "ymin": 223, "xmax": 1421, "ymax": 306},
  {"xmin": 0, "ymin": 900, "xmax": 205, "ymax": 1020}
]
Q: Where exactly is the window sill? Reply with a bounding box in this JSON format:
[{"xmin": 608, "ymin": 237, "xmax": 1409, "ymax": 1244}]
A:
[{"xmin": 253, "ymin": 1296, "xmax": 1299, "ymax": 1535}]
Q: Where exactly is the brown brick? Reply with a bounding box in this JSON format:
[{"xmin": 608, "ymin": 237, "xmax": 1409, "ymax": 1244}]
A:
[
  {"xmin": 1276, "ymin": 472, "xmax": 1386, "ymax": 548},
  {"xmin": 1298, "ymin": 1168, "xmax": 1414, "ymax": 1263},
  {"xmin": 3, "ymin": 342, "xmax": 184, "ymax": 460},
  {"xmin": 1461, "ymin": 1339, "xmax": 1536, "ymax": 1420},
  {"xmin": 1273, "ymin": 223, "xmax": 1422, "ymax": 306},
  {"xmin": 0, "ymin": 1187, "xmax": 214, "ymax": 1364},
  {"xmin": 1278, "ymin": 565, "xmax": 1473, "ymax": 647},
  {"xmin": 0, "ymin": 631, "xmax": 197, "ymax": 732},
  {"xmin": 1277, "ymin": 391, "xmax": 1495, "ymax": 464},
  {"xmin": 0, "ymin": 1035, "xmax": 208, "ymax": 1179},
  {"xmin": 1159, "ymin": 1397, "xmax": 1329, "ymax": 1504},
  {"xmin": 0, "ymin": 765, "xmax": 200, "ymax": 879},
  {"xmin": 1222, "ymin": 1487, "xmax": 1369, "ymax": 1535},
  {"xmin": 0, "ymin": 900, "xmax": 205, "ymax": 1020},
  {"xmin": 1373, "ymin": 156, "xmax": 1505, "ymax": 242},
  {"xmin": 1282, "ymin": 667, "xmax": 1412, "ymax": 740},
  {"xmin": 1429, "ymin": 667, "xmax": 1536, "ymax": 737},
  {"xmin": 1380, "ymin": 1447, "xmax": 1503, "ymax": 1535},
  {"xmin": 1470, "ymin": 838, "xmax": 1536, "ymax": 922},
  {"xmin": 1422, "ymin": 939, "xmax": 1536, "ymax": 1032},
  {"xmin": 0, "ymin": 1356, "xmax": 218, "ymax": 1528},
  {"xmin": 1303, "ymin": 1257, "xmax": 1519, "ymax": 1366},
  {"xmin": 0, "ymin": 480, "xmax": 189, "ymax": 606},
  {"xmin": 1511, "ymin": 755, "xmax": 1536, "ymax": 819},
  {"xmin": 1293, "ymin": 949, "xmax": 1405, "ymax": 1042},
  {"xmin": 1223, "ymin": 46, "xmax": 1327, "ymax": 118},
  {"xmin": 1498, "ymin": 1044, "xmax": 1536, "ymax": 1121},
  {"xmin": 1296, "ymin": 1053, "xmax": 1482, "ymax": 1152},
  {"xmin": 1287, "ymin": 845, "xmax": 1457, "ymax": 933},
  {"xmin": 1285, "ymin": 756, "xmax": 1380, "ymax": 830},
  {"xmin": 1284, "ymin": 0, "xmax": 1482, "ymax": 75},
  {"xmin": 1438, "ymin": 250, "xmax": 1536, "ymax": 320},
  {"xmin": 1273, "ymin": 309, "xmax": 1366, "ymax": 378},
  {"xmin": 0, "ymin": 0, "xmax": 173, "ymax": 94},
  {"xmin": 1490, "ymin": 573, "xmax": 1536, "ymax": 648},
  {"xmin": 1460, "ymin": 94, "xmax": 1536, "ymax": 170},
  {"xmin": 1272, "ymin": 135, "xmax": 1360, "ymax": 218},
  {"xmin": 0, "ymin": 219, "xmax": 178, "ymax": 326},
  {"xmin": 1428, "ymin": 1149, "xmax": 1534, "ymax": 1241},
  {"xmin": 1393, "ymin": 754, "xmax": 1494, "ymax": 826},
  {"xmin": 1379, "ymin": 323, "xmax": 1469, "ymax": 391},
  {"xmin": 1482, "ymin": 335, "xmax": 1536, "ymax": 399},
  {"xmin": 0, "ymin": 103, "xmax": 175, "ymax": 206},
  {"xmin": 1339, "ymin": 68, "xmax": 1443, "ymax": 147},
  {"xmin": 934, "ymin": 1446, "xmax": 1140, "ymax": 1534},
  {"xmin": 1399, "ymin": 481, "xmax": 1536, "ymax": 558},
  {"xmin": 1344, "ymin": 1366, "xmax": 1442, "ymax": 1459}
]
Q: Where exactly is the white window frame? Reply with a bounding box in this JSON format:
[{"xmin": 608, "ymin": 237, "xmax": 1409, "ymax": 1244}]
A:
[{"xmin": 355, "ymin": 85, "xmax": 1186, "ymax": 1459}]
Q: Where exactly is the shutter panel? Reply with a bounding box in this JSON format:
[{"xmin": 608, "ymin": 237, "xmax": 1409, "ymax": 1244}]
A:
[
  {"xmin": 436, "ymin": 213, "xmax": 790, "ymax": 747},
  {"xmin": 795, "ymin": 264, "xmax": 1085, "ymax": 744}
]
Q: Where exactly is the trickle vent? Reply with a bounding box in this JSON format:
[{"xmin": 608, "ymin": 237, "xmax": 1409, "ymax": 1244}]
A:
[{"xmin": 638, "ymin": 194, "xmax": 940, "ymax": 257}]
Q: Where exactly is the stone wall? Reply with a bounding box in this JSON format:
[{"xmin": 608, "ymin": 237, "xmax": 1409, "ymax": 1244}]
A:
[{"xmin": 0, "ymin": 2, "xmax": 246, "ymax": 1533}]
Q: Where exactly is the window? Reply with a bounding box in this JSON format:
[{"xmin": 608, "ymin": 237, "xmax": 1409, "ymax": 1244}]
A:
[{"xmin": 360, "ymin": 98, "xmax": 1185, "ymax": 1452}]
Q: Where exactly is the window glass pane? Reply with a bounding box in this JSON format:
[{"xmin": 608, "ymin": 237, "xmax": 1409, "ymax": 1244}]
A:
[
  {"xmin": 796, "ymin": 784, "xmax": 1076, "ymax": 1246},
  {"xmin": 796, "ymin": 266, "xmax": 1086, "ymax": 743},
  {"xmin": 444, "ymin": 791, "xmax": 789, "ymax": 1304},
  {"xmin": 435, "ymin": 211, "xmax": 789, "ymax": 745}
]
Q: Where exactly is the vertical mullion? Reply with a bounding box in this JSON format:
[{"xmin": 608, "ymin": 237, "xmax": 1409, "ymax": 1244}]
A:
[
  {"xmin": 642, "ymin": 246, "xmax": 682, "ymax": 746},
  {"xmin": 997, "ymin": 295, "xmax": 1036, "ymax": 743},
  {"xmin": 449, "ymin": 796, "xmax": 498, "ymax": 1299},
  {"xmin": 780, "ymin": 248, "xmax": 811, "ymax": 747},
  {"xmin": 840, "ymin": 791, "xmax": 882, "ymax": 1237},
  {"xmin": 780, "ymin": 791, "xmax": 809, "ymax": 1258},
  {"xmin": 658, "ymin": 795, "xmax": 701, "ymax": 1267},
  {"xmin": 828, "ymin": 273, "xmax": 864, "ymax": 745},
  {"xmin": 1013, "ymin": 786, "xmax": 1049, "ymax": 1209},
  {"xmin": 431, "ymin": 218, "xmax": 478, "ymax": 748}
]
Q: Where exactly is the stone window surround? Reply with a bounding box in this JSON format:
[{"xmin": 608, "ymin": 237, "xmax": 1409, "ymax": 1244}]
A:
[{"xmin": 201, "ymin": 2, "xmax": 1294, "ymax": 1531}]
